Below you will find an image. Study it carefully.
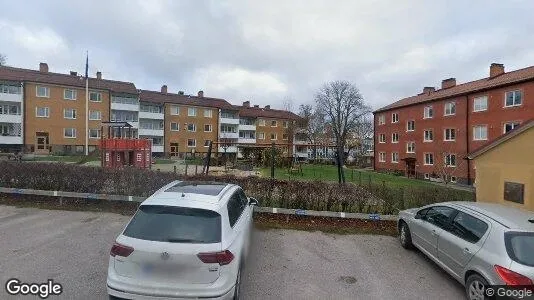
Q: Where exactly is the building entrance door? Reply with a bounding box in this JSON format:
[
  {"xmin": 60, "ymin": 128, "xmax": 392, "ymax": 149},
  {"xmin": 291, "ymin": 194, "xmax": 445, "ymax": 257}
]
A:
[
  {"xmin": 35, "ymin": 132, "xmax": 49, "ymax": 154},
  {"xmin": 170, "ymin": 143, "xmax": 179, "ymax": 157}
]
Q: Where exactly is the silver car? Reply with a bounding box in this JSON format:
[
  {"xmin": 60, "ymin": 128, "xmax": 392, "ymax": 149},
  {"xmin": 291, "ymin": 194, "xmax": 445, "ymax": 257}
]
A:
[{"xmin": 398, "ymin": 201, "xmax": 534, "ymax": 300}]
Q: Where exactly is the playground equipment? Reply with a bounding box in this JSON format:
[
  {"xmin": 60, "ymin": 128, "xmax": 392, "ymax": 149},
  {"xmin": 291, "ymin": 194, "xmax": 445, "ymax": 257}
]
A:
[{"xmin": 99, "ymin": 122, "xmax": 152, "ymax": 169}]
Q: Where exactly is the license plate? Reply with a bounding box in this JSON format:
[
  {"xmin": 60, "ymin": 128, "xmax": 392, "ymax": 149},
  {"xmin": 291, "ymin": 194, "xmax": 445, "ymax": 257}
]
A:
[{"xmin": 142, "ymin": 263, "xmax": 176, "ymax": 277}]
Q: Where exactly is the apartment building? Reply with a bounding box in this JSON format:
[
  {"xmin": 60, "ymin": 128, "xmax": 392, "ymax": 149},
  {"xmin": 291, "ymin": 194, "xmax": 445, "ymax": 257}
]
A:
[{"xmin": 373, "ymin": 63, "xmax": 534, "ymax": 185}]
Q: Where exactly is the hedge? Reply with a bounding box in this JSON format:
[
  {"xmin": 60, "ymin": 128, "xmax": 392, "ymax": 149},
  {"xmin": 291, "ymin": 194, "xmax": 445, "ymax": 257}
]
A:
[{"xmin": 0, "ymin": 161, "xmax": 474, "ymax": 214}]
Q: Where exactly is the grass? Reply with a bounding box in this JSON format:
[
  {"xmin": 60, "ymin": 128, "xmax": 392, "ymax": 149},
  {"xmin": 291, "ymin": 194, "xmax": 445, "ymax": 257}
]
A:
[
  {"xmin": 260, "ymin": 164, "xmax": 435, "ymax": 188},
  {"xmin": 154, "ymin": 158, "xmax": 175, "ymax": 164}
]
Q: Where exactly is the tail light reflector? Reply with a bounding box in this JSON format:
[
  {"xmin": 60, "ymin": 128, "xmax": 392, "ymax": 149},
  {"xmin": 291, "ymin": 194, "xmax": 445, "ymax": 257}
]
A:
[
  {"xmin": 110, "ymin": 242, "xmax": 134, "ymax": 257},
  {"xmin": 494, "ymin": 265, "xmax": 533, "ymax": 285},
  {"xmin": 197, "ymin": 250, "xmax": 234, "ymax": 265}
]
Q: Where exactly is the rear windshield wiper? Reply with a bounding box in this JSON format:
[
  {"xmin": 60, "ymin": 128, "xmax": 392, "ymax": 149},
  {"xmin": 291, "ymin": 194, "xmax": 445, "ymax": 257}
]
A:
[{"xmin": 165, "ymin": 238, "xmax": 203, "ymax": 243}]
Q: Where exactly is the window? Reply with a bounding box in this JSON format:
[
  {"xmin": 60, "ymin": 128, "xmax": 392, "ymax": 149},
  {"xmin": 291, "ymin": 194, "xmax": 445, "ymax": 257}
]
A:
[
  {"xmin": 202, "ymin": 124, "xmax": 212, "ymax": 132},
  {"xmin": 64, "ymin": 89, "xmax": 77, "ymax": 100},
  {"xmin": 504, "ymin": 182, "xmax": 525, "ymax": 204},
  {"xmin": 188, "ymin": 107, "xmax": 197, "ymax": 116},
  {"xmin": 391, "ymin": 152, "xmax": 399, "ymax": 163},
  {"xmin": 89, "ymin": 110, "xmax": 101, "ymax": 120},
  {"xmin": 187, "ymin": 123, "xmax": 196, "ymax": 132},
  {"xmin": 424, "ymin": 153, "xmax": 434, "ymax": 165},
  {"xmin": 123, "ymin": 206, "xmax": 221, "ymax": 244},
  {"xmin": 36, "ymin": 107, "xmax": 49, "ymax": 118},
  {"xmin": 64, "ymin": 108, "xmax": 77, "ymax": 119},
  {"xmin": 0, "ymin": 84, "xmax": 21, "ymax": 94},
  {"xmin": 421, "ymin": 206, "xmax": 455, "ymax": 230},
  {"xmin": 271, "ymin": 120, "xmax": 277, "ymax": 127},
  {"xmin": 204, "ymin": 140, "xmax": 211, "ymax": 147},
  {"xmin": 187, "ymin": 139, "xmax": 196, "ymax": 147},
  {"xmin": 450, "ymin": 176, "xmax": 457, "ymax": 183},
  {"xmin": 204, "ymin": 109, "xmax": 212, "ymax": 118},
  {"xmin": 504, "ymin": 122, "xmax": 520, "ymax": 133},
  {"xmin": 227, "ymin": 193, "xmax": 246, "ymax": 227},
  {"xmin": 450, "ymin": 212, "xmax": 488, "ymax": 244},
  {"xmin": 171, "ymin": 105, "xmax": 180, "ymax": 115},
  {"xmin": 444, "ymin": 128, "xmax": 456, "ymax": 141},
  {"xmin": 407, "ymin": 120, "xmax": 415, "ymax": 131},
  {"xmin": 445, "ymin": 154, "xmax": 456, "ymax": 167},
  {"xmin": 424, "ymin": 129, "xmax": 433, "ymax": 142},
  {"xmin": 36, "ymin": 86, "xmax": 49, "ymax": 98},
  {"xmin": 424, "ymin": 106, "xmax": 433, "ymax": 119},
  {"xmin": 64, "ymin": 128, "xmax": 76, "ymax": 138},
  {"xmin": 378, "ymin": 152, "xmax": 386, "ymax": 162},
  {"xmin": 504, "ymin": 232, "xmax": 534, "ymax": 267},
  {"xmin": 473, "ymin": 125, "xmax": 488, "ymax": 141},
  {"xmin": 391, "ymin": 133, "xmax": 399, "ymax": 143},
  {"xmin": 270, "ymin": 133, "xmax": 277, "ymax": 140},
  {"xmin": 283, "ymin": 133, "xmax": 289, "ymax": 140},
  {"xmin": 473, "ymin": 96, "xmax": 488, "ymax": 112},
  {"xmin": 379, "ymin": 133, "xmax": 386, "ymax": 143},
  {"xmin": 282, "ymin": 121, "xmax": 288, "ymax": 128},
  {"xmin": 406, "ymin": 142, "xmax": 415, "ymax": 153},
  {"xmin": 378, "ymin": 115, "xmax": 385, "ymax": 125},
  {"xmin": 392, "ymin": 113, "xmax": 399, "ymax": 123},
  {"xmin": 220, "ymin": 125, "xmax": 236, "ymax": 133},
  {"xmin": 89, "ymin": 129, "xmax": 101, "ymax": 139},
  {"xmin": 505, "ymin": 90, "xmax": 522, "ymax": 107},
  {"xmin": 89, "ymin": 92, "xmax": 102, "ymax": 102},
  {"xmin": 444, "ymin": 102, "xmax": 456, "ymax": 116},
  {"xmin": 170, "ymin": 122, "xmax": 179, "ymax": 131},
  {"xmin": 258, "ymin": 132, "xmax": 265, "ymax": 140},
  {"xmin": 258, "ymin": 119, "xmax": 266, "ymax": 126}
]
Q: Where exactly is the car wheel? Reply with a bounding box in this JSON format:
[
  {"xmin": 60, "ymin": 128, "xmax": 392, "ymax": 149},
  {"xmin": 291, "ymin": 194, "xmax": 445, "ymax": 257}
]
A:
[
  {"xmin": 233, "ymin": 266, "xmax": 242, "ymax": 300},
  {"xmin": 399, "ymin": 221, "xmax": 413, "ymax": 249},
  {"xmin": 466, "ymin": 274, "xmax": 489, "ymax": 300}
]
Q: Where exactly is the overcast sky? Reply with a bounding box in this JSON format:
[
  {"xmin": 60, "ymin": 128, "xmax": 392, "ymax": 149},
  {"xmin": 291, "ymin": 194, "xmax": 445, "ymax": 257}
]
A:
[{"xmin": 1, "ymin": 0, "xmax": 533, "ymax": 111}]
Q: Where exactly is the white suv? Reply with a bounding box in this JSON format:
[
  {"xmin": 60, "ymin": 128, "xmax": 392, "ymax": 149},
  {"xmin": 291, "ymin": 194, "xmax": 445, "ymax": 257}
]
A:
[{"xmin": 107, "ymin": 181, "xmax": 257, "ymax": 300}]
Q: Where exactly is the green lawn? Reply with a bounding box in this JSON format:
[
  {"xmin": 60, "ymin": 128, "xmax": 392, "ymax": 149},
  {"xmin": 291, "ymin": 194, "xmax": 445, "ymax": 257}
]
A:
[{"xmin": 260, "ymin": 164, "xmax": 434, "ymax": 188}]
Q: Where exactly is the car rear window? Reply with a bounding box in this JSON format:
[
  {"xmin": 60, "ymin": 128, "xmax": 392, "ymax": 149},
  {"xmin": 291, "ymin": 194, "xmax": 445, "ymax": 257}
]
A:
[
  {"xmin": 123, "ymin": 205, "xmax": 221, "ymax": 243},
  {"xmin": 504, "ymin": 232, "xmax": 534, "ymax": 267}
]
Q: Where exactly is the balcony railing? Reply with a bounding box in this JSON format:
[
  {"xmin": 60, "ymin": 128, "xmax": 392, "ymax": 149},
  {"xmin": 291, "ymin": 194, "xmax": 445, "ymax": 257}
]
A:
[
  {"xmin": 0, "ymin": 92, "xmax": 23, "ymax": 103},
  {"xmin": 220, "ymin": 117, "xmax": 240, "ymax": 125},
  {"xmin": 139, "ymin": 111, "xmax": 164, "ymax": 120}
]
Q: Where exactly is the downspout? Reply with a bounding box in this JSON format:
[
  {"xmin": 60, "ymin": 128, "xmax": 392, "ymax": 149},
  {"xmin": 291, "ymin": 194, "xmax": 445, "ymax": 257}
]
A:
[
  {"xmin": 465, "ymin": 95, "xmax": 471, "ymax": 185},
  {"xmin": 372, "ymin": 112, "xmax": 376, "ymax": 171}
]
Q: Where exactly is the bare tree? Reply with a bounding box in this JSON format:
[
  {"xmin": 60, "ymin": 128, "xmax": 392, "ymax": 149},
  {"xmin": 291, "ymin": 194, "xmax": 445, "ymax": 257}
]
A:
[
  {"xmin": 0, "ymin": 54, "xmax": 6, "ymax": 66},
  {"xmin": 433, "ymin": 144, "xmax": 465, "ymax": 184},
  {"xmin": 315, "ymin": 81, "xmax": 371, "ymax": 183},
  {"xmin": 297, "ymin": 104, "xmax": 327, "ymax": 159},
  {"xmin": 346, "ymin": 115, "xmax": 374, "ymax": 165},
  {"xmin": 282, "ymin": 96, "xmax": 294, "ymax": 113}
]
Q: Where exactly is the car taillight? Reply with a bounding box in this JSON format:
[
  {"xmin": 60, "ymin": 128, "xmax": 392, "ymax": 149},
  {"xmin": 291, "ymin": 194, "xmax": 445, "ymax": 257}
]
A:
[
  {"xmin": 197, "ymin": 250, "xmax": 234, "ymax": 265},
  {"xmin": 494, "ymin": 265, "xmax": 533, "ymax": 285},
  {"xmin": 110, "ymin": 242, "xmax": 134, "ymax": 257}
]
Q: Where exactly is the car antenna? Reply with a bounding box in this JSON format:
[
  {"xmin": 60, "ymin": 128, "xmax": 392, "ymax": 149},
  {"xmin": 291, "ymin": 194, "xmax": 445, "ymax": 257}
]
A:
[{"xmin": 181, "ymin": 192, "xmax": 185, "ymax": 197}]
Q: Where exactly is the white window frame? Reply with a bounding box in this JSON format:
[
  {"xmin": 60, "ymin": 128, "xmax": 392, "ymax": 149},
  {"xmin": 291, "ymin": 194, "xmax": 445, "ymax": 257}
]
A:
[
  {"xmin": 504, "ymin": 90, "xmax": 522, "ymax": 107},
  {"xmin": 379, "ymin": 134, "xmax": 386, "ymax": 143},
  {"xmin": 444, "ymin": 102, "xmax": 456, "ymax": 116},
  {"xmin": 503, "ymin": 122, "xmax": 520, "ymax": 133},
  {"xmin": 423, "ymin": 129, "xmax": 433, "ymax": 142},
  {"xmin": 473, "ymin": 96, "xmax": 488, "ymax": 112},
  {"xmin": 424, "ymin": 153, "xmax": 434, "ymax": 165},
  {"xmin": 406, "ymin": 141, "xmax": 415, "ymax": 153},
  {"xmin": 423, "ymin": 106, "xmax": 433, "ymax": 119},
  {"xmin": 64, "ymin": 89, "xmax": 77, "ymax": 100},
  {"xmin": 283, "ymin": 121, "xmax": 289, "ymax": 128},
  {"xmin": 391, "ymin": 152, "xmax": 399, "ymax": 163},
  {"xmin": 188, "ymin": 107, "xmax": 197, "ymax": 117},
  {"xmin": 36, "ymin": 86, "xmax": 49, "ymax": 98},
  {"xmin": 378, "ymin": 115, "xmax": 385, "ymax": 125},
  {"xmin": 36, "ymin": 107, "xmax": 49, "ymax": 118},
  {"xmin": 170, "ymin": 122, "xmax": 179, "ymax": 131},
  {"xmin": 204, "ymin": 124, "xmax": 212, "ymax": 132},
  {"xmin": 89, "ymin": 110, "xmax": 101, "ymax": 121},
  {"xmin": 64, "ymin": 128, "xmax": 77, "ymax": 139},
  {"xmin": 378, "ymin": 152, "xmax": 386, "ymax": 162},
  {"xmin": 63, "ymin": 108, "xmax": 77, "ymax": 120},
  {"xmin": 258, "ymin": 119, "xmax": 266, "ymax": 126},
  {"xmin": 171, "ymin": 105, "xmax": 180, "ymax": 115},
  {"xmin": 424, "ymin": 173, "xmax": 430, "ymax": 180},
  {"xmin": 391, "ymin": 113, "xmax": 399, "ymax": 123},
  {"xmin": 203, "ymin": 109, "xmax": 212, "ymax": 118},
  {"xmin": 204, "ymin": 140, "xmax": 211, "ymax": 147},
  {"xmin": 444, "ymin": 128, "xmax": 456, "ymax": 141},
  {"xmin": 444, "ymin": 154, "xmax": 456, "ymax": 167},
  {"xmin": 473, "ymin": 125, "xmax": 488, "ymax": 141},
  {"xmin": 187, "ymin": 123, "xmax": 196, "ymax": 132},
  {"xmin": 187, "ymin": 139, "xmax": 196, "ymax": 147},
  {"xmin": 271, "ymin": 120, "xmax": 277, "ymax": 127},
  {"xmin": 283, "ymin": 133, "xmax": 289, "ymax": 140},
  {"xmin": 406, "ymin": 120, "xmax": 415, "ymax": 131},
  {"xmin": 270, "ymin": 133, "xmax": 277, "ymax": 140},
  {"xmin": 391, "ymin": 133, "xmax": 399, "ymax": 143},
  {"xmin": 88, "ymin": 129, "xmax": 101, "ymax": 139},
  {"xmin": 450, "ymin": 176, "xmax": 457, "ymax": 183},
  {"xmin": 89, "ymin": 91, "xmax": 102, "ymax": 102},
  {"xmin": 258, "ymin": 132, "xmax": 265, "ymax": 140}
]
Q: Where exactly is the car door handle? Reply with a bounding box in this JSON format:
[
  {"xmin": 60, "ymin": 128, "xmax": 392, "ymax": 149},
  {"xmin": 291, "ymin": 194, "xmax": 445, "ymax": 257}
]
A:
[
  {"xmin": 463, "ymin": 248, "xmax": 471, "ymax": 254},
  {"xmin": 431, "ymin": 230, "xmax": 438, "ymax": 236}
]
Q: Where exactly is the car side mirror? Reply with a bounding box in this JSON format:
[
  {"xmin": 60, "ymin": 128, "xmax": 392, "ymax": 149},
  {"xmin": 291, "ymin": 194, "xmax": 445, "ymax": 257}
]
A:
[{"xmin": 248, "ymin": 197, "xmax": 258, "ymax": 206}]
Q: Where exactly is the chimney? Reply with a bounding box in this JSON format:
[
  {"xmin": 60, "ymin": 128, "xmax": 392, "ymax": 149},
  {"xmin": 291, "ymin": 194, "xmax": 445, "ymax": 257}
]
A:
[
  {"xmin": 39, "ymin": 63, "xmax": 48, "ymax": 73},
  {"xmin": 254, "ymin": 105, "xmax": 259, "ymax": 108},
  {"xmin": 96, "ymin": 71, "xmax": 102, "ymax": 80},
  {"xmin": 422, "ymin": 86, "xmax": 435, "ymax": 94},
  {"xmin": 490, "ymin": 63, "xmax": 505, "ymax": 78},
  {"xmin": 198, "ymin": 90, "xmax": 204, "ymax": 98},
  {"xmin": 265, "ymin": 105, "xmax": 271, "ymax": 110},
  {"xmin": 243, "ymin": 101, "xmax": 250, "ymax": 107},
  {"xmin": 178, "ymin": 91, "xmax": 184, "ymax": 95},
  {"xmin": 161, "ymin": 85, "xmax": 167, "ymax": 94},
  {"xmin": 441, "ymin": 78, "xmax": 456, "ymax": 89},
  {"xmin": 70, "ymin": 71, "xmax": 77, "ymax": 76}
]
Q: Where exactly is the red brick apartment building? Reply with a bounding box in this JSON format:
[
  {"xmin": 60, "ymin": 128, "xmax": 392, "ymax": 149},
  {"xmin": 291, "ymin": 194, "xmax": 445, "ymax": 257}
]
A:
[{"xmin": 373, "ymin": 63, "xmax": 534, "ymax": 185}]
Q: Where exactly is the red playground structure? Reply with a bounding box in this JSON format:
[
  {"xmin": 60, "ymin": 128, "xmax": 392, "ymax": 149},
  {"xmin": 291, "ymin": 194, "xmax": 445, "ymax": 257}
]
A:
[{"xmin": 99, "ymin": 122, "xmax": 152, "ymax": 169}]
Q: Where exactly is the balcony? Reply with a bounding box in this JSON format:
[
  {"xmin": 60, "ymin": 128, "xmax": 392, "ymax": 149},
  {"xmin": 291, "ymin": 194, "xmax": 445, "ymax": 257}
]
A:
[
  {"xmin": 152, "ymin": 145, "xmax": 164, "ymax": 153},
  {"xmin": 0, "ymin": 93, "xmax": 23, "ymax": 103},
  {"xmin": 139, "ymin": 111, "xmax": 164, "ymax": 120},
  {"xmin": 0, "ymin": 114, "xmax": 22, "ymax": 123},
  {"xmin": 218, "ymin": 145, "xmax": 238, "ymax": 153},
  {"xmin": 219, "ymin": 132, "xmax": 239, "ymax": 139},
  {"xmin": 294, "ymin": 140, "xmax": 307, "ymax": 145},
  {"xmin": 111, "ymin": 103, "xmax": 139, "ymax": 111},
  {"xmin": 238, "ymin": 138, "xmax": 256, "ymax": 144},
  {"xmin": 238, "ymin": 124, "xmax": 256, "ymax": 131},
  {"xmin": 138, "ymin": 128, "xmax": 164, "ymax": 136},
  {"xmin": 295, "ymin": 151, "xmax": 308, "ymax": 158},
  {"xmin": 0, "ymin": 135, "xmax": 23, "ymax": 144},
  {"xmin": 220, "ymin": 117, "xmax": 239, "ymax": 125}
]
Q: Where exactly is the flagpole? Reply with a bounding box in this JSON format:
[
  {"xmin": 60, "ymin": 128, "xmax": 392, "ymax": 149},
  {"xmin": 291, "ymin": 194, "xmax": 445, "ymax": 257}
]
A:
[{"xmin": 85, "ymin": 51, "xmax": 89, "ymax": 156}]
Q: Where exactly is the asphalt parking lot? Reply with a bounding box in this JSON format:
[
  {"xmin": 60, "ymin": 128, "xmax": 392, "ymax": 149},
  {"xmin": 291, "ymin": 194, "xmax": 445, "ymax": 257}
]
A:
[{"xmin": 0, "ymin": 205, "xmax": 465, "ymax": 299}]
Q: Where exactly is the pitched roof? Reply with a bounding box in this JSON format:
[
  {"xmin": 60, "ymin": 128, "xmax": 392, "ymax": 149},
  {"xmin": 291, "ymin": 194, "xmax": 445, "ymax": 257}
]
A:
[
  {"xmin": 139, "ymin": 89, "xmax": 232, "ymax": 108},
  {"xmin": 467, "ymin": 119, "xmax": 534, "ymax": 159},
  {"xmin": 375, "ymin": 65, "xmax": 534, "ymax": 113},
  {"xmin": 238, "ymin": 106, "xmax": 300, "ymax": 120},
  {"xmin": 0, "ymin": 65, "xmax": 137, "ymax": 94}
]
